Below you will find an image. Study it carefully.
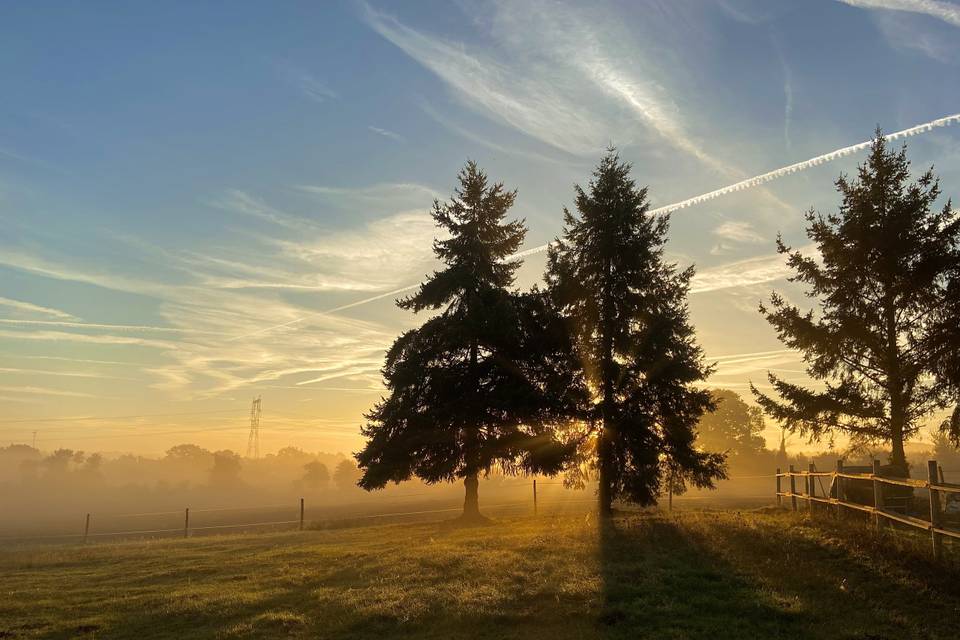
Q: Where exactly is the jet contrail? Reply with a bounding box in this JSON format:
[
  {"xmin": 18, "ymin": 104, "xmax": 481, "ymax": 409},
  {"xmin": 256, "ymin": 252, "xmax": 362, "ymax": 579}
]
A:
[{"xmin": 229, "ymin": 112, "xmax": 960, "ymax": 341}]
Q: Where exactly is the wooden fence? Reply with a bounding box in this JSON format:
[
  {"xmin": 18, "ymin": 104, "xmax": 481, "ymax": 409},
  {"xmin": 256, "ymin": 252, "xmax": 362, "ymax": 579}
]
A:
[{"xmin": 776, "ymin": 460, "xmax": 960, "ymax": 558}]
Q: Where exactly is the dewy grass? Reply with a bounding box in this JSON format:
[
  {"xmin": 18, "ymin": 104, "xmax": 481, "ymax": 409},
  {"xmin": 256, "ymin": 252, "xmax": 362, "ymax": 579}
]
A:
[{"xmin": 1, "ymin": 510, "xmax": 959, "ymax": 639}]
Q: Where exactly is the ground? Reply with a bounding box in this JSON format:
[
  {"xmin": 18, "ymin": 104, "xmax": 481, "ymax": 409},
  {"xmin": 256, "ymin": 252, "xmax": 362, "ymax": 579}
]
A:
[{"xmin": 1, "ymin": 508, "xmax": 958, "ymax": 639}]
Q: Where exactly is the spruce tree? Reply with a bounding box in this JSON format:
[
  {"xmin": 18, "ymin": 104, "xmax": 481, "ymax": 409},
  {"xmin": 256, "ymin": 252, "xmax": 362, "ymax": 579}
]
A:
[
  {"xmin": 935, "ymin": 268, "xmax": 960, "ymax": 443},
  {"xmin": 752, "ymin": 132, "xmax": 960, "ymax": 475},
  {"xmin": 356, "ymin": 161, "xmax": 585, "ymax": 520},
  {"xmin": 546, "ymin": 150, "xmax": 725, "ymax": 514}
]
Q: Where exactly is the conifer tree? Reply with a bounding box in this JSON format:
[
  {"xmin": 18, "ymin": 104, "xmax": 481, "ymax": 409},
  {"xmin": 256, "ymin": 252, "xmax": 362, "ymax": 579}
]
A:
[
  {"xmin": 752, "ymin": 132, "xmax": 960, "ymax": 475},
  {"xmin": 356, "ymin": 162, "xmax": 585, "ymax": 520},
  {"xmin": 546, "ymin": 150, "xmax": 725, "ymax": 514},
  {"xmin": 935, "ymin": 270, "xmax": 960, "ymax": 443}
]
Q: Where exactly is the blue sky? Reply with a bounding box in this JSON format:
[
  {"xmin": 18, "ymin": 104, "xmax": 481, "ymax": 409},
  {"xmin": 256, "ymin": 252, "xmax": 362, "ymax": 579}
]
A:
[{"xmin": 1, "ymin": 0, "xmax": 959, "ymax": 454}]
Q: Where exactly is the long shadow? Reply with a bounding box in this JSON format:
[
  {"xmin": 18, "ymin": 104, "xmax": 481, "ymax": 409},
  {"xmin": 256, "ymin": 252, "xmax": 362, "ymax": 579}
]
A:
[
  {"xmin": 597, "ymin": 513, "xmax": 805, "ymax": 640},
  {"xmin": 597, "ymin": 510, "xmax": 960, "ymax": 640}
]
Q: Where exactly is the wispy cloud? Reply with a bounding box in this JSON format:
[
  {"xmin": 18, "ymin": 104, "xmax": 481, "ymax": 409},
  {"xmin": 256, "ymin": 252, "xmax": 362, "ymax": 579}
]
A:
[
  {"xmin": 0, "ymin": 367, "xmax": 132, "ymax": 380},
  {"xmin": 147, "ymin": 290, "xmax": 395, "ymax": 397},
  {"xmin": 210, "ymin": 190, "xmax": 321, "ymax": 231},
  {"xmin": 0, "ymin": 296, "xmax": 77, "ymax": 320},
  {"xmin": 0, "ymin": 318, "xmax": 211, "ymax": 334},
  {"xmin": 690, "ymin": 248, "xmax": 812, "ymax": 294},
  {"xmin": 780, "ymin": 55, "xmax": 794, "ymax": 149},
  {"xmin": 361, "ymin": 3, "xmax": 633, "ymax": 156},
  {"xmin": 710, "ymin": 220, "xmax": 767, "ymax": 256},
  {"xmin": 0, "ymin": 385, "xmax": 96, "ymax": 398},
  {"xmin": 713, "ymin": 221, "xmax": 765, "ymax": 244},
  {"xmin": 368, "ymin": 126, "xmax": 405, "ymax": 143},
  {"xmin": 0, "ymin": 249, "xmax": 180, "ymax": 298},
  {"xmin": 836, "ymin": 0, "xmax": 960, "ymax": 28},
  {"xmin": 418, "ymin": 99, "xmax": 580, "ymax": 167},
  {"xmin": 279, "ymin": 63, "xmax": 338, "ymax": 103},
  {"xmin": 297, "ymin": 182, "xmax": 442, "ymax": 205},
  {"xmin": 0, "ymin": 329, "xmax": 178, "ymax": 349},
  {"xmin": 870, "ymin": 9, "xmax": 960, "ymax": 61}
]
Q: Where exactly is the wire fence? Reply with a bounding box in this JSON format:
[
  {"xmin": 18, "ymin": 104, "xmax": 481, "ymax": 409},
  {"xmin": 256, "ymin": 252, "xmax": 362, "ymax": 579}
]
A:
[{"xmin": 0, "ymin": 480, "xmax": 602, "ymax": 544}]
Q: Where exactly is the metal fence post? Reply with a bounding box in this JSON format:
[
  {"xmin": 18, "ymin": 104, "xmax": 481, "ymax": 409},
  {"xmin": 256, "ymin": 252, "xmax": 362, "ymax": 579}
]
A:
[
  {"xmin": 184, "ymin": 508, "xmax": 190, "ymax": 538},
  {"xmin": 533, "ymin": 479, "xmax": 538, "ymax": 515},
  {"xmin": 83, "ymin": 513, "xmax": 90, "ymax": 544},
  {"xmin": 928, "ymin": 460, "xmax": 942, "ymax": 560},
  {"xmin": 300, "ymin": 497, "xmax": 305, "ymax": 531},
  {"xmin": 789, "ymin": 465, "xmax": 797, "ymax": 511}
]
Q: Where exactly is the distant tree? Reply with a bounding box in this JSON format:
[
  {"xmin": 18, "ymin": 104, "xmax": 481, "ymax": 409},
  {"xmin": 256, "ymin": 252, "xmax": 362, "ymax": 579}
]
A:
[
  {"xmin": 697, "ymin": 389, "xmax": 767, "ymax": 456},
  {"xmin": 302, "ymin": 461, "xmax": 330, "ymax": 491},
  {"xmin": 929, "ymin": 428, "xmax": 960, "ymax": 470},
  {"xmin": 164, "ymin": 443, "xmax": 213, "ymax": 484},
  {"xmin": 209, "ymin": 450, "xmax": 242, "ymax": 488},
  {"xmin": 0, "ymin": 444, "xmax": 40, "ymax": 459},
  {"xmin": 81, "ymin": 453, "xmax": 104, "ymax": 481},
  {"xmin": 752, "ymin": 133, "xmax": 960, "ymax": 475},
  {"xmin": 165, "ymin": 444, "xmax": 211, "ymax": 461},
  {"xmin": 276, "ymin": 446, "xmax": 310, "ymax": 461},
  {"xmin": 356, "ymin": 161, "xmax": 583, "ymax": 520},
  {"xmin": 546, "ymin": 149, "xmax": 725, "ymax": 513},
  {"xmin": 43, "ymin": 449, "xmax": 84, "ymax": 477},
  {"xmin": 0, "ymin": 444, "xmax": 41, "ymax": 483},
  {"xmin": 333, "ymin": 459, "xmax": 362, "ymax": 493}
]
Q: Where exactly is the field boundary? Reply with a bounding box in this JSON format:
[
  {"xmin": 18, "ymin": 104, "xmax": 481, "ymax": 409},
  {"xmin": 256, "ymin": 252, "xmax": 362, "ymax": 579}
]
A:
[{"xmin": 776, "ymin": 459, "xmax": 960, "ymax": 558}]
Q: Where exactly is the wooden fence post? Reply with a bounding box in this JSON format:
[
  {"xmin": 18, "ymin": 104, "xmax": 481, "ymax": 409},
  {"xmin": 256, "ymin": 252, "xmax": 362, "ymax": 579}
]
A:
[
  {"xmin": 789, "ymin": 465, "xmax": 797, "ymax": 511},
  {"xmin": 668, "ymin": 468, "xmax": 674, "ymax": 513},
  {"xmin": 808, "ymin": 463, "xmax": 816, "ymax": 514},
  {"xmin": 83, "ymin": 513, "xmax": 90, "ymax": 543},
  {"xmin": 184, "ymin": 508, "xmax": 190, "ymax": 538},
  {"xmin": 835, "ymin": 460, "xmax": 843, "ymax": 519},
  {"xmin": 533, "ymin": 479, "xmax": 538, "ymax": 515},
  {"xmin": 872, "ymin": 459, "xmax": 883, "ymax": 530},
  {"xmin": 300, "ymin": 497, "xmax": 305, "ymax": 531},
  {"xmin": 928, "ymin": 460, "xmax": 942, "ymax": 560},
  {"xmin": 776, "ymin": 467, "xmax": 782, "ymax": 508}
]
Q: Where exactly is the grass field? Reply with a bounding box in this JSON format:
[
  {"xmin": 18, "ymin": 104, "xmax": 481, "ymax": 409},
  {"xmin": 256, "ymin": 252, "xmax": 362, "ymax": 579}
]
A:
[{"xmin": 2, "ymin": 508, "xmax": 959, "ymax": 639}]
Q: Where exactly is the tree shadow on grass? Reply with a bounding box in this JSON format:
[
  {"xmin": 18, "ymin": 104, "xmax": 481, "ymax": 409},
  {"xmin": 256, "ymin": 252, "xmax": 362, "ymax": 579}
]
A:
[
  {"xmin": 597, "ymin": 514, "xmax": 805, "ymax": 640},
  {"xmin": 676, "ymin": 510, "xmax": 960, "ymax": 640}
]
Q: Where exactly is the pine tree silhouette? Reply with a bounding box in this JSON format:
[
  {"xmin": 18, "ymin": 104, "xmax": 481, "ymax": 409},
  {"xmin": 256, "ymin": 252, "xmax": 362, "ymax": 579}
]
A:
[
  {"xmin": 753, "ymin": 131, "xmax": 960, "ymax": 475},
  {"xmin": 547, "ymin": 149, "xmax": 725, "ymax": 513},
  {"xmin": 356, "ymin": 161, "xmax": 585, "ymax": 520}
]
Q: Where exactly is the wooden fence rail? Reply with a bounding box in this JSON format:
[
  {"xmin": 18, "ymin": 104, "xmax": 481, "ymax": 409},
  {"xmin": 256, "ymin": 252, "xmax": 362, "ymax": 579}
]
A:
[{"xmin": 776, "ymin": 460, "xmax": 960, "ymax": 559}]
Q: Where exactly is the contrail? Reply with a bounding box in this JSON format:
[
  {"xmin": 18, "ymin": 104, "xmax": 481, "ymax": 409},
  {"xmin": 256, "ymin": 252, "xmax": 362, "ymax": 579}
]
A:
[{"xmin": 229, "ymin": 112, "xmax": 960, "ymax": 341}]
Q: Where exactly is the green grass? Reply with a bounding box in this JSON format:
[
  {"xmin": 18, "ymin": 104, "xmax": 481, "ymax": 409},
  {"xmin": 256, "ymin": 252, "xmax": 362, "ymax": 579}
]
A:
[{"xmin": 1, "ymin": 508, "xmax": 959, "ymax": 639}]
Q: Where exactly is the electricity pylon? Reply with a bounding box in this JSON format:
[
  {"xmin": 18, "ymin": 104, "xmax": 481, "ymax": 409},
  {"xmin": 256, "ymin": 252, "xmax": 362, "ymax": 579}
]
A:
[{"xmin": 246, "ymin": 396, "xmax": 262, "ymax": 459}]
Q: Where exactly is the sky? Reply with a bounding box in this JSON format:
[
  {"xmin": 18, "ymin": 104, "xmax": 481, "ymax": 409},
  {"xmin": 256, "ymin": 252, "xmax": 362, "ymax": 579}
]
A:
[{"xmin": 1, "ymin": 0, "xmax": 959, "ymax": 456}]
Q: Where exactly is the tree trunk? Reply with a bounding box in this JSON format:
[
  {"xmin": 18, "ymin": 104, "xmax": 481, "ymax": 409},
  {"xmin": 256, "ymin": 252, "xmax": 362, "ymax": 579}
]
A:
[
  {"xmin": 890, "ymin": 421, "xmax": 908, "ymax": 476},
  {"xmin": 598, "ymin": 426, "xmax": 613, "ymax": 515},
  {"xmin": 463, "ymin": 474, "xmax": 480, "ymax": 519},
  {"xmin": 598, "ymin": 256, "xmax": 615, "ymax": 516}
]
